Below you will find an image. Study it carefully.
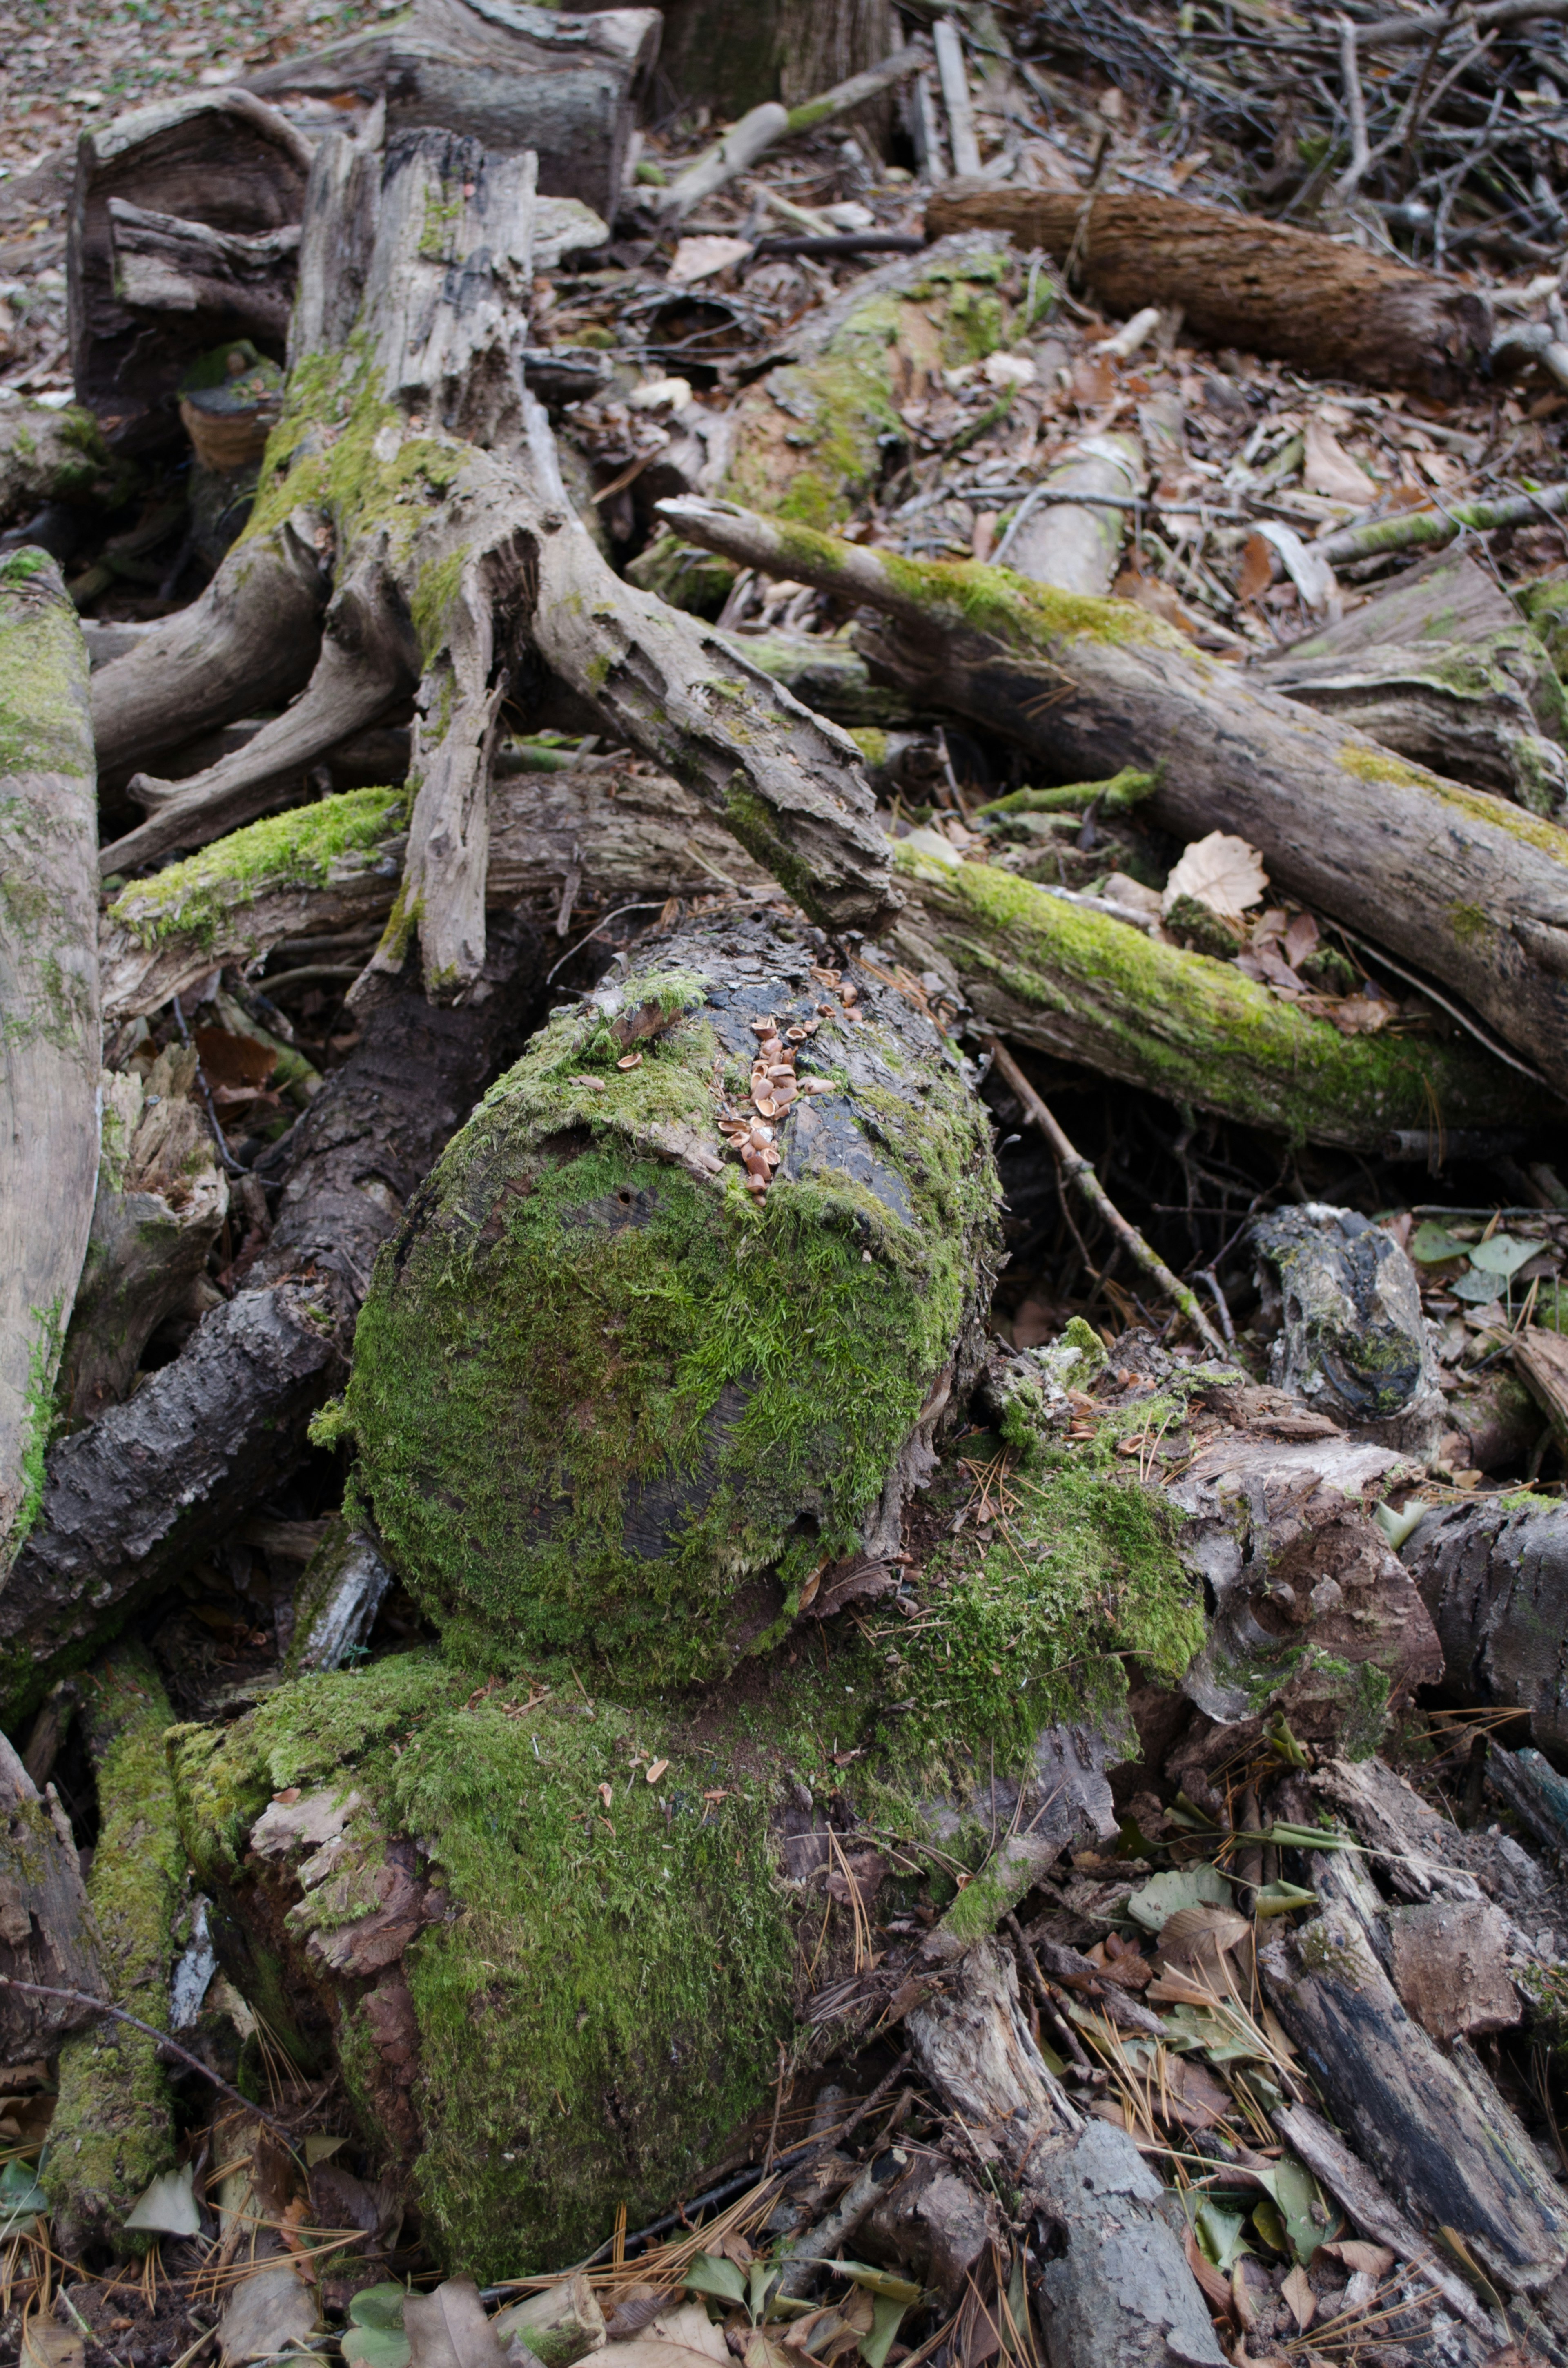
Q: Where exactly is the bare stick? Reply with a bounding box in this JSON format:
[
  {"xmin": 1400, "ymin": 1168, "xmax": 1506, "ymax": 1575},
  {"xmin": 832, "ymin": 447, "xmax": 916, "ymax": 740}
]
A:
[
  {"xmin": 0, "ymin": 1974, "xmax": 295, "ymax": 2144},
  {"xmin": 984, "ymin": 1037, "xmax": 1227, "ymax": 1356},
  {"xmin": 933, "ymin": 20, "xmax": 981, "ymax": 179},
  {"xmin": 1004, "ymin": 1911, "xmax": 1093, "ymax": 2071},
  {"xmin": 1334, "ymin": 18, "xmax": 1372, "ymax": 202}
]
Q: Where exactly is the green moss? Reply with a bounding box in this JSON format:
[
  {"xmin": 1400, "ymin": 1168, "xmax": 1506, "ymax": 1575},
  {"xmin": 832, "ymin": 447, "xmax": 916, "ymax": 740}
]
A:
[
  {"xmin": 347, "ymin": 959, "xmax": 997, "ymax": 1692},
  {"xmin": 172, "ymin": 1655, "xmax": 793, "ymax": 2279},
  {"xmin": 412, "ymin": 552, "xmax": 465, "ymax": 665},
  {"xmin": 109, "ymin": 786, "xmax": 408, "ymax": 952},
  {"xmin": 893, "ymin": 841, "xmax": 1526, "ymax": 1144},
  {"xmin": 45, "ymin": 1648, "xmax": 185, "ymax": 2248},
  {"xmin": 7, "ymin": 1295, "xmax": 63, "ymax": 1563},
  {"xmin": 1448, "ymin": 901, "xmax": 1494, "ymax": 946},
  {"xmin": 243, "ymin": 341, "xmax": 469, "ymax": 562},
  {"xmin": 0, "ymin": 555, "xmax": 93, "ymax": 781}
]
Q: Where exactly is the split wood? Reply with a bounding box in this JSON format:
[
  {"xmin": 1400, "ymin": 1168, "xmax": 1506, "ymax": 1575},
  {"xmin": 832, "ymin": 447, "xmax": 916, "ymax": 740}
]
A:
[{"xmin": 983, "ymin": 1037, "xmax": 1227, "ymax": 1358}]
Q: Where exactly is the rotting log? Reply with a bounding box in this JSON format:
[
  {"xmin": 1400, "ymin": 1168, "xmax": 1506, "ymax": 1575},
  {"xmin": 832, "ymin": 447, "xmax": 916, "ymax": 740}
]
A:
[
  {"xmin": 0, "ymin": 404, "xmax": 125, "ymax": 537},
  {"xmin": 657, "ymin": 497, "xmax": 1568, "ymax": 1097},
  {"xmin": 0, "ymin": 917, "xmax": 542, "ymax": 1726},
  {"xmin": 96, "ymin": 776, "xmax": 1535, "ymax": 1153},
  {"xmin": 340, "ymin": 904, "xmax": 1001, "ymax": 1679},
  {"xmin": 0, "ymin": 552, "xmax": 100, "ymax": 1576},
  {"xmin": 906, "ymin": 1939, "xmax": 1224, "ymax": 2368},
  {"xmin": 91, "ymin": 116, "xmax": 894, "ymax": 986},
  {"xmin": 241, "ymin": 0, "xmax": 661, "ymax": 226},
  {"xmin": 43, "ymin": 1646, "xmax": 186, "ymax": 2258},
  {"xmin": 1260, "ymin": 1894, "xmax": 1568, "ymax": 2293},
  {"xmin": 923, "ymin": 183, "xmax": 1492, "ymax": 398},
  {"xmin": 68, "ymin": 90, "xmax": 313, "ymax": 455},
  {"xmin": 1400, "ymin": 1492, "xmax": 1568, "ymax": 1756},
  {"xmin": 0, "ymin": 1727, "xmax": 104, "ymax": 2060}
]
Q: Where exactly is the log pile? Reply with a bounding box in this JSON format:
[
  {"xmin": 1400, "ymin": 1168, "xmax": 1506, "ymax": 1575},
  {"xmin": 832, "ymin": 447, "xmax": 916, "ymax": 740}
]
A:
[{"xmin": 9, "ymin": 8, "xmax": 1568, "ymax": 2368}]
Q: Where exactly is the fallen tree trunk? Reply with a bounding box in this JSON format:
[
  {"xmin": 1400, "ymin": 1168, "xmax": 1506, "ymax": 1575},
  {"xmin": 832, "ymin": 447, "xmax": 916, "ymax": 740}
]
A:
[
  {"xmin": 658, "ymin": 497, "xmax": 1568, "ymax": 1097},
  {"xmin": 1401, "ymin": 1492, "xmax": 1568, "ymax": 1756},
  {"xmin": 923, "ymin": 183, "xmax": 1492, "ymax": 398},
  {"xmin": 0, "ymin": 552, "xmax": 100, "ymax": 1575},
  {"xmin": 91, "ymin": 116, "xmax": 894, "ymax": 981},
  {"xmin": 97, "ymin": 775, "xmax": 1535, "ymax": 1152},
  {"xmin": 0, "ymin": 917, "xmax": 542, "ymax": 1726},
  {"xmin": 241, "ymin": 0, "xmax": 660, "ymax": 225},
  {"xmin": 43, "ymin": 1646, "xmax": 186, "ymax": 2257}
]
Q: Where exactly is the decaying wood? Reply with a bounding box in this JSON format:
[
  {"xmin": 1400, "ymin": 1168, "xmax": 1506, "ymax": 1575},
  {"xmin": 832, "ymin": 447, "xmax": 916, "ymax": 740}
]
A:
[
  {"xmin": 659, "ymin": 496, "xmax": 1568, "ymax": 1096},
  {"xmin": 1516, "ymin": 1324, "xmax": 1568, "ymax": 1454},
  {"xmin": 68, "ymin": 90, "xmax": 313, "ymax": 454},
  {"xmin": 91, "ymin": 119, "xmax": 893, "ymax": 986},
  {"xmin": 923, "ymin": 183, "xmax": 1492, "ymax": 397},
  {"xmin": 0, "ymin": 553, "xmax": 100, "ymax": 1576},
  {"xmin": 1261, "ymin": 1896, "xmax": 1568, "ymax": 2292},
  {"xmin": 999, "ymin": 428, "xmax": 1142, "ymax": 595},
  {"xmin": 0, "ymin": 404, "xmax": 122, "ymax": 535},
  {"xmin": 56, "ymin": 1049, "xmax": 229, "ymax": 1426},
  {"xmin": 1401, "ymin": 1493, "xmax": 1568, "ymax": 1755},
  {"xmin": 905, "ymin": 1939, "xmax": 1225, "ymax": 2368},
  {"xmin": 0, "ymin": 918, "xmax": 542, "ymax": 1725},
  {"xmin": 0, "ymin": 1729, "xmax": 104, "ymax": 2059},
  {"xmin": 241, "ymin": 0, "xmax": 661, "ymax": 225},
  {"xmin": 1249, "ymin": 1204, "xmax": 1445, "ymax": 1455},
  {"xmin": 1385, "ymin": 1898, "xmax": 1520, "ymax": 2042},
  {"xmin": 647, "ymin": 41, "xmax": 927, "ymax": 222}
]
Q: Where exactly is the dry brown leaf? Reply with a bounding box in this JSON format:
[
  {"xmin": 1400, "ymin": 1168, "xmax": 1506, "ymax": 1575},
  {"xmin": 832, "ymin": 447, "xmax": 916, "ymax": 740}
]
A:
[
  {"xmin": 1284, "ymin": 910, "xmax": 1320, "ymax": 968},
  {"xmin": 667, "ymin": 234, "xmax": 751, "ymax": 286},
  {"xmin": 22, "ymin": 2327, "xmax": 83, "ymax": 2368},
  {"xmin": 1304, "ymin": 416, "xmax": 1379, "ymax": 504},
  {"xmin": 1161, "ymin": 831, "xmax": 1269, "ymax": 923},
  {"xmin": 1330, "ymin": 994, "xmax": 1393, "ymax": 1036},
  {"xmin": 1323, "ymin": 2239, "xmax": 1396, "ymax": 2278},
  {"xmin": 1281, "ymin": 2265, "xmax": 1316, "ymax": 2332},
  {"xmin": 1236, "ymin": 531, "xmax": 1275, "ymax": 604}
]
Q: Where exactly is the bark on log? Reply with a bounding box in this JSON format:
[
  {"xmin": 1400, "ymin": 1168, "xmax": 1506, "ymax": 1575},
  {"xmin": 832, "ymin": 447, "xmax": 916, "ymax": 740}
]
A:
[
  {"xmin": 634, "ymin": 0, "xmax": 894, "ymax": 124},
  {"xmin": 1260, "ymin": 1897, "xmax": 1568, "ymax": 2293},
  {"xmin": 1401, "ymin": 1494, "xmax": 1568, "ymax": 1756},
  {"xmin": 1000, "ymin": 428, "xmax": 1142, "ymax": 595},
  {"xmin": 0, "ymin": 1727, "xmax": 104, "ymax": 2059},
  {"xmin": 905, "ymin": 1939, "xmax": 1225, "ymax": 2368},
  {"xmin": 0, "ymin": 918, "xmax": 542, "ymax": 1725},
  {"xmin": 94, "ymin": 118, "xmax": 893, "ymax": 977},
  {"xmin": 657, "ymin": 497, "xmax": 1568, "ymax": 1096},
  {"xmin": 342, "ymin": 905, "xmax": 999, "ymax": 1681},
  {"xmin": 0, "ymin": 404, "xmax": 122, "ymax": 534},
  {"xmin": 43, "ymin": 1646, "xmax": 186, "ymax": 2257},
  {"xmin": 0, "ymin": 552, "xmax": 100, "ymax": 1576},
  {"xmin": 923, "ymin": 184, "xmax": 1492, "ymax": 398},
  {"xmin": 68, "ymin": 91, "xmax": 313, "ymax": 454},
  {"xmin": 241, "ymin": 0, "xmax": 660, "ymax": 226}
]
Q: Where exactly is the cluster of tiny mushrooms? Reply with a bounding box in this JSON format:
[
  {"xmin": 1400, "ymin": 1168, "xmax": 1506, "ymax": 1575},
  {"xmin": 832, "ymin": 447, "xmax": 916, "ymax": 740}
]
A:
[{"xmin": 718, "ymin": 963, "xmax": 862, "ymax": 1193}]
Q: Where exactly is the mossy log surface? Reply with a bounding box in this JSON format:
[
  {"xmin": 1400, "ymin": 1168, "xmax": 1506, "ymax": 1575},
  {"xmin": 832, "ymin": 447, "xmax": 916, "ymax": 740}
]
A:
[
  {"xmin": 44, "ymin": 1646, "xmax": 186, "ymax": 2256},
  {"xmin": 0, "ymin": 550, "xmax": 100, "ymax": 1576},
  {"xmin": 0, "ymin": 404, "xmax": 123, "ymax": 528},
  {"xmin": 658, "ymin": 498, "xmax": 1568, "ymax": 1098},
  {"xmin": 344, "ymin": 908, "xmax": 1001, "ymax": 1688}
]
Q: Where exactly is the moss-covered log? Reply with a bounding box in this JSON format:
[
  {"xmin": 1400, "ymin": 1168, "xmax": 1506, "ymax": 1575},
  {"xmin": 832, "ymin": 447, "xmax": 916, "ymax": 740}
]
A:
[
  {"xmin": 0, "ymin": 404, "xmax": 123, "ymax": 531},
  {"xmin": 0, "ymin": 551, "xmax": 100, "ymax": 1575},
  {"xmin": 44, "ymin": 1646, "xmax": 186, "ymax": 2257},
  {"xmin": 888, "ymin": 838, "xmax": 1532, "ymax": 1149},
  {"xmin": 92, "ymin": 116, "xmax": 893, "ymax": 997},
  {"xmin": 659, "ymin": 497, "xmax": 1568, "ymax": 1098},
  {"xmin": 341, "ymin": 906, "xmax": 1000, "ymax": 1683}
]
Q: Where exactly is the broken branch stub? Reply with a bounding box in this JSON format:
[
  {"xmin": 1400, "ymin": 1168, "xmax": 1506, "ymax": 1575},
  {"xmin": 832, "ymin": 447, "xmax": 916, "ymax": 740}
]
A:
[
  {"xmin": 0, "ymin": 552, "xmax": 100, "ymax": 1577},
  {"xmin": 657, "ymin": 497, "xmax": 1568, "ymax": 1096}
]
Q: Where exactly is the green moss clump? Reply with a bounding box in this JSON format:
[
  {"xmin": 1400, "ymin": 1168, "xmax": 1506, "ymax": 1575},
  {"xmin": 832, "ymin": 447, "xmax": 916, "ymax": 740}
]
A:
[
  {"xmin": 625, "ymin": 532, "xmax": 738, "ymax": 619},
  {"xmin": 346, "ymin": 943, "xmax": 998, "ymax": 1692},
  {"xmin": 45, "ymin": 1648, "xmax": 186, "ymax": 2250},
  {"xmin": 172, "ymin": 1654, "xmax": 793, "ymax": 2280},
  {"xmin": 108, "ymin": 785, "xmax": 408, "ymax": 952}
]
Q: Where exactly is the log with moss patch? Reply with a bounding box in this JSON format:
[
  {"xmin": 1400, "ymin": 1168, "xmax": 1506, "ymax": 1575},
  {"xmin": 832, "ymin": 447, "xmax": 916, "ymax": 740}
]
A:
[
  {"xmin": 0, "ymin": 403, "xmax": 126, "ymax": 532},
  {"xmin": 90, "ymin": 116, "xmax": 893, "ymax": 999},
  {"xmin": 44, "ymin": 1645, "xmax": 187, "ymax": 2257},
  {"xmin": 0, "ymin": 551, "xmax": 100, "ymax": 1574},
  {"xmin": 657, "ymin": 496, "xmax": 1568, "ymax": 1097}
]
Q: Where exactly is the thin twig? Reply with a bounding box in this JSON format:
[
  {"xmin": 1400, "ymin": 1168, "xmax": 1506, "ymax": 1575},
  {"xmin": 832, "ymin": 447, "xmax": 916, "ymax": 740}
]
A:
[
  {"xmin": 1334, "ymin": 16, "xmax": 1372, "ymax": 200},
  {"xmin": 984, "ymin": 1039, "xmax": 1227, "ymax": 1356},
  {"xmin": 0, "ymin": 1977, "xmax": 295, "ymax": 2144}
]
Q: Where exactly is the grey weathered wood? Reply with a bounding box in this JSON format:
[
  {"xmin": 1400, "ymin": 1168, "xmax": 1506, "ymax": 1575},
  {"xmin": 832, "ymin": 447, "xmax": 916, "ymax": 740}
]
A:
[
  {"xmin": 1401, "ymin": 1494, "xmax": 1568, "ymax": 1756},
  {"xmin": 1261, "ymin": 1900, "xmax": 1568, "ymax": 2293},
  {"xmin": 68, "ymin": 89, "xmax": 312, "ymax": 453},
  {"xmin": 1000, "ymin": 429, "xmax": 1143, "ymax": 595},
  {"xmin": 906, "ymin": 1940, "xmax": 1225, "ymax": 2368},
  {"xmin": 242, "ymin": 0, "xmax": 660, "ymax": 226},
  {"xmin": 0, "ymin": 1729, "xmax": 105, "ymax": 2058},
  {"xmin": 0, "ymin": 553, "xmax": 100, "ymax": 1576},
  {"xmin": 657, "ymin": 495, "xmax": 1568, "ymax": 1096}
]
